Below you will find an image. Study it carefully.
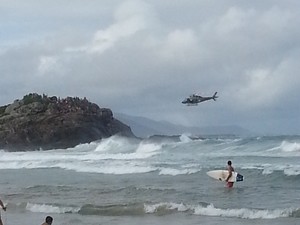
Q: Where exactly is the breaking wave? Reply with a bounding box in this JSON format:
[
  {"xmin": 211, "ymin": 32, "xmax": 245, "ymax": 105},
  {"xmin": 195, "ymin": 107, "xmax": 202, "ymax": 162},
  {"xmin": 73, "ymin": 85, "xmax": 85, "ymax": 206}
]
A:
[
  {"xmin": 21, "ymin": 202, "xmax": 300, "ymax": 219},
  {"xmin": 158, "ymin": 167, "xmax": 200, "ymax": 176},
  {"xmin": 193, "ymin": 204, "xmax": 297, "ymax": 219},
  {"xmin": 1, "ymin": 135, "xmax": 300, "ymax": 176},
  {"xmin": 26, "ymin": 203, "xmax": 80, "ymax": 214},
  {"xmin": 280, "ymin": 141, "xmax": 300, "ymax": 152},
  {"xmin": 241, "ymin": 164, "xmax": 300, "ymax": 176}
]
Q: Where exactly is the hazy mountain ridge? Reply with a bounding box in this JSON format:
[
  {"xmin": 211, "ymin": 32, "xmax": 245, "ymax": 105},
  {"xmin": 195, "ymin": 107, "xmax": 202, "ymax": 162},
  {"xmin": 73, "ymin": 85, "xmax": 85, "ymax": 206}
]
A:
[{"xmin": 115, "ymin": 113, "xmax": 253, "ymax": 138}]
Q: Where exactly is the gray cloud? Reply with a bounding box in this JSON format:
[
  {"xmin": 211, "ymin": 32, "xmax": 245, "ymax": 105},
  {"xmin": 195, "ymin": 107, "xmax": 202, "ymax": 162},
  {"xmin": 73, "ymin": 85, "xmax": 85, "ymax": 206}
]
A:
[{"xmin": 1, "ymin": 0, "xmax": 300, "ymax": 134}]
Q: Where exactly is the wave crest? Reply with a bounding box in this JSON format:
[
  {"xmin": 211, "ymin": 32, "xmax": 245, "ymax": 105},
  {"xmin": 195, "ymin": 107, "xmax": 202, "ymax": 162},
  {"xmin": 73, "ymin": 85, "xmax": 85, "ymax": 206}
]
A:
[
  {"xmin": 194, "ymin": 204, "xmax": 294, "ymax": 219},
  {"xmin": 12, "ymin": 201, "xmax": 300, "ymax": 219},
  {"xmin": 280, "ymin": 141, "xmax": 300, "ymax": 152},
  {"xmin": 26, "ymin": 203, "xmax": 79, "ymax": 214}
]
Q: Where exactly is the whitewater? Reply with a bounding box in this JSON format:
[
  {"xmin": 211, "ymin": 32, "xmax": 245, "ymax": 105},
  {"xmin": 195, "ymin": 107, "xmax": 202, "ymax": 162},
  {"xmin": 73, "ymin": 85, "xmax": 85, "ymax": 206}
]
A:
[{"xmin": 0, "ymin": 134, "xmax": 299, "ymax": 225}]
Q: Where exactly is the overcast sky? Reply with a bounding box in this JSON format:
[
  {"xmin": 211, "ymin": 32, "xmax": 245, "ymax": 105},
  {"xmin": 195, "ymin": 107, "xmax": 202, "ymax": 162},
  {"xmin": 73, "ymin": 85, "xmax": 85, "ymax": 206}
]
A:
[{"xmin": 1, "ymin": 0, "xmax": 300, "ymax": 134}]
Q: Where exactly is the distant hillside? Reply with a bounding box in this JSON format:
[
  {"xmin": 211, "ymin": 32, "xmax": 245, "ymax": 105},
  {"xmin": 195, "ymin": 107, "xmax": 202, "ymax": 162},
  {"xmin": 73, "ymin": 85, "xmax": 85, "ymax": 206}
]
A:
[{"xmin": 115, "ymin": 113, "xmax": 253, "ymax": 138}]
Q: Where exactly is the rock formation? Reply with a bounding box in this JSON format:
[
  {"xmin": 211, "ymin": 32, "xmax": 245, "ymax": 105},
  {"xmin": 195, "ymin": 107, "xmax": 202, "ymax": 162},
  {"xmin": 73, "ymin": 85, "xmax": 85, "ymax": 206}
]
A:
[{"xmin": 0, "ymin": 93, "xmax": 134, "ymax": 151}]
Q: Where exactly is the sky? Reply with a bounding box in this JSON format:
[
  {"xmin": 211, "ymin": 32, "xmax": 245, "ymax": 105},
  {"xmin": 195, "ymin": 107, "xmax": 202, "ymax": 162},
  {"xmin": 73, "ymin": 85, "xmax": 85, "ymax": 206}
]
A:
[{"xmin": 1, "ymin": 0, "xmax": 300, "ymax": 135}]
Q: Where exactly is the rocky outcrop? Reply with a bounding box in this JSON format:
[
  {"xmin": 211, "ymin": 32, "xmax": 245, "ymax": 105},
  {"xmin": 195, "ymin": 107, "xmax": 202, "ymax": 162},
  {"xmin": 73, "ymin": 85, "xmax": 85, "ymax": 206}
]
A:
[{"xmin": 0, "ymin": 93, "xmax": 134, "ymax": 151}]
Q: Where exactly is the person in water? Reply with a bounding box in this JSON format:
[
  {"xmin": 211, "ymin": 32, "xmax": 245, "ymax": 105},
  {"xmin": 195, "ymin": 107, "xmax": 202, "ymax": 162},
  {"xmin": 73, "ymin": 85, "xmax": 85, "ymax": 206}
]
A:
[
  {"xmin": 225, "ymin": 160, "xmax": 234, "ymax": 188},
  {"xmin": 42, "ymin": 216, "xmax": 53, "ymax": 225},
  {"xmin": 0, "ymin": 199, "xmax": 6, "ymax": 225}
]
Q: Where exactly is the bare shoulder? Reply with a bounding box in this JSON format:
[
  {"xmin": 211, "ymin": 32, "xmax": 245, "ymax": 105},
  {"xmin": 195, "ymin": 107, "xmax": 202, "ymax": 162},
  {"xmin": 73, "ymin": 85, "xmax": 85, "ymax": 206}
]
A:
[{"xmin": 227, "ymin": 165, "xmax": 234, "ymax": 171}]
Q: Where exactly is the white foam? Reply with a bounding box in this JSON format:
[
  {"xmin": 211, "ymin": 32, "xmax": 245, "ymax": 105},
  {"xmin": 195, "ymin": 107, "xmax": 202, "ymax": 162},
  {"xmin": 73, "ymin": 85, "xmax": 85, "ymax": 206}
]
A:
[
  {"xmin": 158, "ymin": 168, "xmax": 199, "ymax": 176},
  {"xmin": 0, "ymin": 137, "xmax": 160, "ymax": 173},
  {"xmin": 136, "ymin": 142, "xmax": 162, "ymax": 153},
  {"xmin": 262, "ymin": 168, "xmax": 274, "ymax": 175},
  {"xmin": 193, "ymin": 204, "xmax": 292, "ymax": 219},
  {"xmin": 54, "ymin": 161, "xmax": 157, "ymax": 174},
  {"xmin": 0, "ymin": 151, "xmax": 156, "ymax": 172},
  {"xmin": 26, "ymin": 203, "xmax": 79, "ymax": 214},
  {"xmin": 241, "ymin": 164, "xmax": 271, "ymax": 170},
  {"xmin": 144, "ymin": 202, "xmax": 294, "ymax": 219},
  {"xmin": 283, "ymin": 168, "xmax": 300, "ymax": 176},
  {"xmin": 144, "ymin": 202, "xmax": 189, "ymax": 213},
  {"xmin": 280, "ymin": 141, "xmax": 300, "ymax": 152},
  {"xmin": 71, "ymin": 141, "xmax": 100, "ymax": 152},
  {"xmin": 1, "ymin": 136, "xmax": 299, "ymax": 177},
  {"xmin": 179, "ymin": 134, "xmax": 192, "ymax": 143},
  {"xmin": 242, "ymin": 164, "xmax": 300, "ymax": 176},
  {"xmin": 94, "ymin": 136, "xmax": 136, "ymax": 152},
  {"xmin": 83, "ymin": 151, "xmax": 157, "ymax": 160}
]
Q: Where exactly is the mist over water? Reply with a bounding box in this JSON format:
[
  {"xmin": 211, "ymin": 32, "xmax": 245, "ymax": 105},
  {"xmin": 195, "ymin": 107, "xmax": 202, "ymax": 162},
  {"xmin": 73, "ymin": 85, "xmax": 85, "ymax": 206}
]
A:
[{"xmin": 0, "ymin": 135, "xmax": 299, "ymax": 225}]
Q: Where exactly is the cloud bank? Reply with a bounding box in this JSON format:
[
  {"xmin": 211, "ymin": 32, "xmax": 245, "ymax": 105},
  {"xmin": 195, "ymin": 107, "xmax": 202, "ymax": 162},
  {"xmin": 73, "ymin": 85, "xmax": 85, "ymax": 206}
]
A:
[{"xmin": 1, "ymin": 0, "xmax": 300, "ymax": 134}]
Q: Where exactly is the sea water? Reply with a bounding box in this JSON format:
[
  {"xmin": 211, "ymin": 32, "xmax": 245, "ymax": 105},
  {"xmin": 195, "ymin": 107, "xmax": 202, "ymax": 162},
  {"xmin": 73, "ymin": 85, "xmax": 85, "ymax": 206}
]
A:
[{"xmin": 0, "ymin": 135, "xmax": 299, "ymax": 225}]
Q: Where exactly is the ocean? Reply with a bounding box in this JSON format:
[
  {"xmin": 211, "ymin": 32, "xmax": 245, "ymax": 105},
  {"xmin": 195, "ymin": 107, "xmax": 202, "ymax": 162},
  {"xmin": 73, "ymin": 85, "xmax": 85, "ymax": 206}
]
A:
[{"xmin": 0, "ymin": 135, "xmax": 299, "ymax": 225}]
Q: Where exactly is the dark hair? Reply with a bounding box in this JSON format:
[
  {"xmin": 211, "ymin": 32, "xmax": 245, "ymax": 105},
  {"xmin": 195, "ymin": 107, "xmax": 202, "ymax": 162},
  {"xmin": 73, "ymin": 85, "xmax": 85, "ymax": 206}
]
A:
[
  {"xmin": 227, "ymin": 160, "xmax": 232, "ymax": 165},
  {"xmin": 46, "ymin": 216, "xmax": 53, "ymax": 224}
]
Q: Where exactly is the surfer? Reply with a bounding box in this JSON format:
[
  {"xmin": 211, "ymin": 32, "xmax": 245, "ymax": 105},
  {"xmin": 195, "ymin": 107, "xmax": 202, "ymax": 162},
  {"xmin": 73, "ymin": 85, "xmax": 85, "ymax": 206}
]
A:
[
  {"xmin": 41, "ymin": 216, "xmax": 53, "ymax": 225},
  {"xmin": 225, "ymin": 160, "xmax": 234, "ymax": 188},
  {"xmin": 0, "ymin": 199, "xmax": 6, "ymax": 225}
]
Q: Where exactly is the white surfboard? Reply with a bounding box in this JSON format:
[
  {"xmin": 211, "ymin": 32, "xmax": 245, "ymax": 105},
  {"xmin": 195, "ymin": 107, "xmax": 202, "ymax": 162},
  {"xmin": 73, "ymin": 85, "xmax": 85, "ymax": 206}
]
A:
[{"xmin": 206, "ymin": 170, "xmax": 243, "ymax": 182}]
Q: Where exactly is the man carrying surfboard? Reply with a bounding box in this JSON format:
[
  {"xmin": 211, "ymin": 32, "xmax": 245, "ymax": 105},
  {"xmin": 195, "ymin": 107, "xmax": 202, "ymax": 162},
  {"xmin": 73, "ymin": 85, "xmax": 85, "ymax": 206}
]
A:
[
  {"xmin": 207, "ymin": 161, "xmax": 243, "ymax": 185},
  {"xmin": 225, "ymin": 160, "xmax": 234, "ymax": 188}
]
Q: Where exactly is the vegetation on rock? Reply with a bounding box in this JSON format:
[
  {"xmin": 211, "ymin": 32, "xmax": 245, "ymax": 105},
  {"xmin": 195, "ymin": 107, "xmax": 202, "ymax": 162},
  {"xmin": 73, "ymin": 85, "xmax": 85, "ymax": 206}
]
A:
[{"xmin": 0, "ymin": 93, "xmax": 134, "ymax": 151}]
